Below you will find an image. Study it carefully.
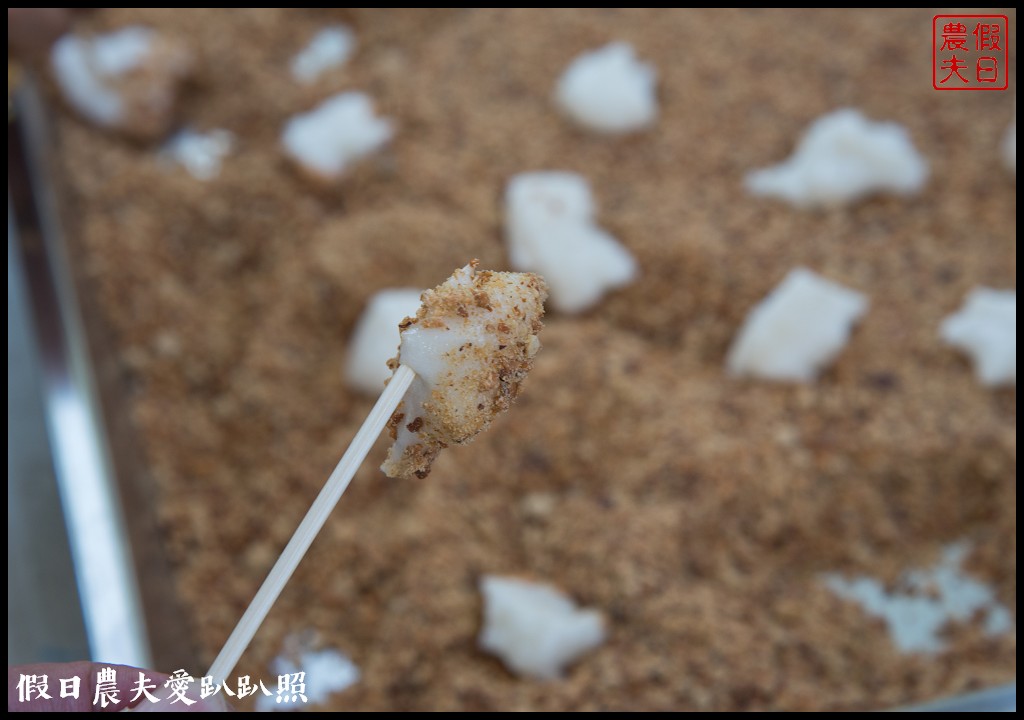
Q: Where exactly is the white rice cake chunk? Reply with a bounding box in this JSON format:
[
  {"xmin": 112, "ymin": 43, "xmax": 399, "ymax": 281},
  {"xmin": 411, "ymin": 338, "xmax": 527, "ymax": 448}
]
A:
[
  {"xmin": 478, "ymin": 575, "xmax": 606, "ymax": 680},
  {"xmin": 555, "ymin": 41, "xmax": 657, "ymax": 134},
  {"xmin": 940, "ymin": 287, "xmax": 1016, "ymax": 387},
  {"xmin": 281, "ymin": 91, "xmax": 393, "ymax": 181},
  {"xmin": 745, "ymin": 108, "xmax": 928, "ymax": 207},
  {"xmin": 160, "ymin": 128, "xmax": 234, "ymax": 181},
  {"xmin": 255, "ymin": 633, "xmax": 360, "ymax": 712},
  {"xmin": 290, "ymin": 25, "xmax": 356, "ymax": 84},
  {"xmin": 345, "ymin": 289, "xmax": 424, "ymax": 395},
  {"xmin": 727, "ymin": 267, "xmax": 868, "ymax": 382},
  {"xmin": 51, "ymin": 26, "xmax": 193, "ymax": 140},
  {"xmin": 505, "ymin": 171, "xmax": 637, "ymax": 314}
]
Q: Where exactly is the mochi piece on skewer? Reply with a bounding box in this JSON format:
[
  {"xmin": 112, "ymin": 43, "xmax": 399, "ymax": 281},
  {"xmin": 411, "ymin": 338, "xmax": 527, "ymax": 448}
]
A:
[
  {"xmin": 206, "ymin": 261, "xmax": 546, "ymax": 686},
  {"xmin": 382, "ymin": 261, "xmax": 548, "ymax": 479}
]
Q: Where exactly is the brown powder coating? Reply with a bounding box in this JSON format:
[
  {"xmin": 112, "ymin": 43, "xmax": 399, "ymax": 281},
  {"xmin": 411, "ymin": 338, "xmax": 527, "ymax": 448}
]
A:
[
  {"xmin": 49, "ymin": 8, "xmax": 1014, "ymax": 712},
  {"xmin": 380, "ymin": 262, "xmax": 547, "ymax": 480}
]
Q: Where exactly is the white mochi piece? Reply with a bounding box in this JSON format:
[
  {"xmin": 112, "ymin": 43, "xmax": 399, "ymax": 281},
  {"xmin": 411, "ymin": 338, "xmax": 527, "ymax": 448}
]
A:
[
  {"xmin": 505, "ymin": 171, "xmax": 638, "ymax": 314},
  {"xmin": 478, "ymin": 575, "xmax": 606, "ymax": 680},
  {"xmin": 281, "ymin": 92, "xmax": 393, "ymax": 180},
  {"xmin": 939, "ymin": 287, "xmax": 1016, "ymax": 387},
  {"xmin": 290, "ymin": 26, "xmax": 356, "ymax": 85},
  {"xmin": 50, "ymin": 26, "xmax": 192, "ymax": 139},
  {"xmin": 255, "ymin": 637, "xmax": 360, "ymax": 711},
  {"xmin": 823, "ymin": 542, "xmax": 1014, "ymax": 655},
  {"xmin": 51, "ymin": 27, "xmax": 155, "ymax": 127},
  {"xmin": 160, "ymin": 128, "xmax": 234, "ymax": 181},
  {"xmin": 345, "ymin": 289, "xmax": 424, "ymax": 395},
  {"xmin": 554, "ymin": 42, "xmax": 657, "ymax": 134},
  {"xmin": 1003, "ymin": 118, "xmax": 1016, "ymax": 173},
  {"xmin": 51, "ymin": 26, "xmax": 154, "ymax": 128},
  {"xmin": 727, "ymin": 268, "xmax": 869, "ymax": 382},
  {"xmin": 745, "ymin": 108, "xmax": 929, "ymax": 207}
]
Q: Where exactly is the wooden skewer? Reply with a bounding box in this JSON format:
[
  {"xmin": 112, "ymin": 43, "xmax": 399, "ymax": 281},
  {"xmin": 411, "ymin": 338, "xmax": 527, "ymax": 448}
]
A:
[{"xmin": 205, "ymin": 364, "xmax": 416, "ymax": 686}]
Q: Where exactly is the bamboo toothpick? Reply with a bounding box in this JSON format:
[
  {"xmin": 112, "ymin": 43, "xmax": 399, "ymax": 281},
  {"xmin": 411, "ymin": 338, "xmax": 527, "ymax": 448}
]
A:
[{"xmin": 205, "ymin": 364, "xmax": 416, "ymax": 686}]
